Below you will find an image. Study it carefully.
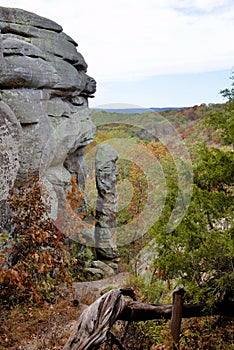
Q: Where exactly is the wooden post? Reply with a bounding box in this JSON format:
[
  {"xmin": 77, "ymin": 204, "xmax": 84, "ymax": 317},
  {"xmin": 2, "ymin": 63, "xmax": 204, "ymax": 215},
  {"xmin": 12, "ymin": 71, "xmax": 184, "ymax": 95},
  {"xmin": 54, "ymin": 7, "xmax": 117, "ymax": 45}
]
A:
[{"xmin": 170, "ymin": 287, "xmax": 185, "ymax": 348}]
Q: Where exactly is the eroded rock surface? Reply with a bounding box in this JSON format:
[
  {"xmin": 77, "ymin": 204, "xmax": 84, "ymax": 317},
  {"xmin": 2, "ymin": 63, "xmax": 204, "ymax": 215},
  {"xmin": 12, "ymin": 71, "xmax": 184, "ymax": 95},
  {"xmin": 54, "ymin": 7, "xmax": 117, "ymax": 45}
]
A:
[
  {"xmin": 0, "ymin": 101, "xmax": 21, "ymax": 200},
  {"xmin": 0, "ymin": 6, "xmax": 96, "ymax": 229}
]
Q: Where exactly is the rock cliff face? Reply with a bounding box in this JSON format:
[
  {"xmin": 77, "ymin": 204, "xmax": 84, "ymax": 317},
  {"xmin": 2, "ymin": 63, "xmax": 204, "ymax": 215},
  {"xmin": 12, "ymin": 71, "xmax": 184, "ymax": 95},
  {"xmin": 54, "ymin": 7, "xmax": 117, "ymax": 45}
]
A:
[{"xmin": 0, "ymin": 7, "xmax": 96, "ymax": 225}]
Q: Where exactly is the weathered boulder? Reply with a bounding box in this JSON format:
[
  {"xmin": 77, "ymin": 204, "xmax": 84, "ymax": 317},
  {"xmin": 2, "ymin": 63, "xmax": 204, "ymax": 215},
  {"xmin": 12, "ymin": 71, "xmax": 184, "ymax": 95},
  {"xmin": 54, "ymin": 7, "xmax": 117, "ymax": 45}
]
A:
[
  {"xmin": 0, "ymin": 6, "xmax": 96, "ymax": 230},
  {"xmin": 91, "ymin": 260, "xmax": 115, "ymax": 277},
  {"xmin": 95, "ymin": 144, "xmax": 119, "ymax": 259},
  {"xmin": 84, "ymin": 267, "xmax": 104, "ymax": 280}
]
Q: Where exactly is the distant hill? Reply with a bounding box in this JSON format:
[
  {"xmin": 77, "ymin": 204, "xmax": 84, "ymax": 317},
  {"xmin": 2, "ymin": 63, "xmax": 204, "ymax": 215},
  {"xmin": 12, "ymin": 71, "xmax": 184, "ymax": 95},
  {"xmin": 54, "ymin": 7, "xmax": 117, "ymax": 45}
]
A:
[
  {"xmin": 93, "ymin": 107, "xmax": 185, "ymax": 114},
  {"xmin": 149, "ymin": 107, "xmax": 185, "ymax": 112}
]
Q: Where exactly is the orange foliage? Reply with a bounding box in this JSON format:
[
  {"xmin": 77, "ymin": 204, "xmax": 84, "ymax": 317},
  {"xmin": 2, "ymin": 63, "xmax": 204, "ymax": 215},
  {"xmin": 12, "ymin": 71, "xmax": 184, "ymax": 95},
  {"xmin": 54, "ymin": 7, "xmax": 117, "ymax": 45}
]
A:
[{"xmin": 0, "ymin": 176, "xmax": 71, "ymax": 306}]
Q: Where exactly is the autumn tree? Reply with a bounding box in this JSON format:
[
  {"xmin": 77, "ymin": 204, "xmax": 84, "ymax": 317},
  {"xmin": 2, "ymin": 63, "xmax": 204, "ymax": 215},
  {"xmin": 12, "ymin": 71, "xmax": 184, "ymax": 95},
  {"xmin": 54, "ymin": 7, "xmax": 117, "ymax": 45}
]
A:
[{"xmin": 0, "ymin": 177, "xmax": 72, "ymax": 306}]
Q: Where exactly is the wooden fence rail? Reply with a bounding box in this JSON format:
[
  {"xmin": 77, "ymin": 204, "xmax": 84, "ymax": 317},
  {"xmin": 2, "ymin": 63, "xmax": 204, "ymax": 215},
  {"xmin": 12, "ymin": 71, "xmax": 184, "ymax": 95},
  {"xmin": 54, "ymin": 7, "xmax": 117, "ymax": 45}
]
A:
[{"xmin": 63, "ymin": 288, "xmax": 234, "ymax": 350}]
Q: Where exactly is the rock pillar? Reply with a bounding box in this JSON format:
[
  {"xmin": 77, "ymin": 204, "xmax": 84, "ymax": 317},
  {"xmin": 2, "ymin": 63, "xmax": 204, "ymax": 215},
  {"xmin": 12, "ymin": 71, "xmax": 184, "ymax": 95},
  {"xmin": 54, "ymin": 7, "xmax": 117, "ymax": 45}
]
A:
[{"xmin": 95, "ymin": 144, "xmax": 119, "ymax": 259}]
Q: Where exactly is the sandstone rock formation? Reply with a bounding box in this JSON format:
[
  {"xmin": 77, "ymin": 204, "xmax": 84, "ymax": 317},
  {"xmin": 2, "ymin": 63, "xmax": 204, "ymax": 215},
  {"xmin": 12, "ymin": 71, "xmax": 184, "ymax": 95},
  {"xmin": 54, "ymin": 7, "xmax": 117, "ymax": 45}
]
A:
[
  {"xmin": 95, "ymin": 144, "xmax": 119, "ymax": 259},
  {"xmin": 0, "ymin": 7, "xmax": 96, "ymax": 229}
]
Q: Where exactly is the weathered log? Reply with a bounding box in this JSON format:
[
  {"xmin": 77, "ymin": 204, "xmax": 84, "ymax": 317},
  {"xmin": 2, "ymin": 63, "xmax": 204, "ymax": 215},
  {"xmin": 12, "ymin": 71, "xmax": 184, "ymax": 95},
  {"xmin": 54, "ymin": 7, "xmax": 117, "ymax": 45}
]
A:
[{"xmin": 63, "ymin": 289, "xmax": 126, "ymax": 350}]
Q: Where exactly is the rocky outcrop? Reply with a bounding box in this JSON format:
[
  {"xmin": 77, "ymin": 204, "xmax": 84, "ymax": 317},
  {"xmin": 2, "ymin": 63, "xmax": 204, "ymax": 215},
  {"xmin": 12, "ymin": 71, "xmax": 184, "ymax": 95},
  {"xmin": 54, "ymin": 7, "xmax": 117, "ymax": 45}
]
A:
[
  {"xmin": 0, "ymin": 7, "xmax": 96, "ymax": 228},
  {"xmin": 95, "ymin": 144, "xmax": 119, "ymax": 259}
]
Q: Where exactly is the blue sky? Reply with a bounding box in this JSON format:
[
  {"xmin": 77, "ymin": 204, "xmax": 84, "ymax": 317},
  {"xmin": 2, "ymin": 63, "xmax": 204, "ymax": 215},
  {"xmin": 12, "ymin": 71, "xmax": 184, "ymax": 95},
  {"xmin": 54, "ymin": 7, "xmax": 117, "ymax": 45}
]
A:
[
  {"xmin": 1, "ymin": 0, "xmax": 233, "ymax": 107},
  {"xmin": 95, "ymin": 69, "xmax": 232, "ymax": 108}
]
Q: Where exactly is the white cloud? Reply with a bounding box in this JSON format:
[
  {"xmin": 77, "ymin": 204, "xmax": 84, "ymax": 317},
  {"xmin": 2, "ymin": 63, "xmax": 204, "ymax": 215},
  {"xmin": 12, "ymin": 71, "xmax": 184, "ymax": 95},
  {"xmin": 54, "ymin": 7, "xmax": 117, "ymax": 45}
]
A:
[
  {"xmin": 168, "ymin": 0, "xmax": 232, "ymax": 13},
  {"xmin": 0, "ymin": 0, "xmax": 234, "ymax": 82}
]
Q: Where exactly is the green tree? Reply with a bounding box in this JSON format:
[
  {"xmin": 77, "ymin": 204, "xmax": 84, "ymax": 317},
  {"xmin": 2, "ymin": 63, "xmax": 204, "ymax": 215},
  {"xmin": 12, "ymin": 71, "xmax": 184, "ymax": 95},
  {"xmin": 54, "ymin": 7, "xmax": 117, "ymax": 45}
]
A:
[
  {"xmin": 206, "ymin": 73, "xmax": 234, "ymax": 146},
  {"xmin": 151, "ymin": 75, "xmax": 234, "ymax": 305}
]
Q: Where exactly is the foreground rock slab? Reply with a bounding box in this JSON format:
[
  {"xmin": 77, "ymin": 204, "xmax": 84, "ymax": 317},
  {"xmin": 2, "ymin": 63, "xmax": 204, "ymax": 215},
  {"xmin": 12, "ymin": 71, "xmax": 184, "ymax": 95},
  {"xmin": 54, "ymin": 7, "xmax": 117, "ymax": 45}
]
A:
[{"xmin": 72, "ymin": 272, "xmax": 129, "ymax": 304}]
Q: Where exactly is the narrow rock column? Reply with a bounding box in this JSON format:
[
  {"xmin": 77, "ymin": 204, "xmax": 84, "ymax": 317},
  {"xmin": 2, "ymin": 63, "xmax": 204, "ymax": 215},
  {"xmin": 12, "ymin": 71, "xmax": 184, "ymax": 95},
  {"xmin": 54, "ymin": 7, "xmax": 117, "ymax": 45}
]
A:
[{"xmin": 95, "ymin": 144, "xmax": 119, "ymax": 259}]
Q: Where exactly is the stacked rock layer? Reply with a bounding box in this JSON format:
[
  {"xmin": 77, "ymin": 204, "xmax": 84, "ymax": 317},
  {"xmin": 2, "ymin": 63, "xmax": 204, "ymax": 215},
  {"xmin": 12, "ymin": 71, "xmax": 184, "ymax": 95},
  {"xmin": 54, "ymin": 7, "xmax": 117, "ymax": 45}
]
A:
[{"xmin": 0, "ymin": 7, "xmax": 96, "ymax": 223}]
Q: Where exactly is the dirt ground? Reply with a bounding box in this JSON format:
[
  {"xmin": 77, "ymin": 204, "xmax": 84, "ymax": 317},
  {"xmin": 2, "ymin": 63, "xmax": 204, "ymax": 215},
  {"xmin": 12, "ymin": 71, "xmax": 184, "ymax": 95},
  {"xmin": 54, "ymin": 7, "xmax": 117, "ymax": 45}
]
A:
[{"xmin": 0, "ymin": 297, "xmax": 87, "ymax": 349}]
